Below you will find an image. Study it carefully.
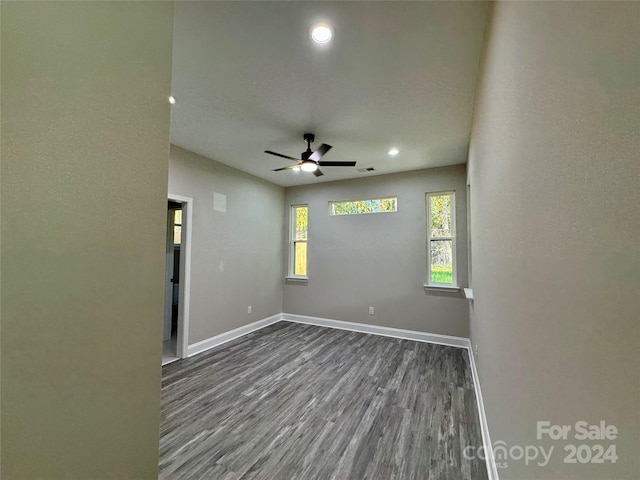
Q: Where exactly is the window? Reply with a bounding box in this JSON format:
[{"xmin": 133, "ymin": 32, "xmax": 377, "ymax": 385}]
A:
[
  {"xmin": 289, "ymin": 205, "xmax": 308, "ymax": 277},
  {"xmin": 427, "ymin": 192, "xmax": 456, "ymax": 286},
  {"xmin": 173, "ymin": 209, "xmax": 182, "ymax": 245},
  {"xmin": 329, "ymin": 197, "xmax": 397, "ymax": 216}
]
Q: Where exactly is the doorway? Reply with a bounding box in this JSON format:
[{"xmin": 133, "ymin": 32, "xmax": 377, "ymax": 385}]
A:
[{"xmin": 163, "ymin": 194, "xmax": 192, "ymax": 365}]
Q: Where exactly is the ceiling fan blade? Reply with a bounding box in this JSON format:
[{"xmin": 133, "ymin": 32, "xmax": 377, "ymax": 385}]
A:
[
  {"xmin": 308, "ymin": 144, "xmax": 332, "ymax": 162},
  {"xmin": 313, "ymin": 169, "xmax": 324, "ymax": 177},
  {"xmin": 272, "ymin": 164, "xmax": 300, "ymax": 172},
  {"xmin": 265, "ymin": 150, "xmax": 299, "ymax": 161},
  {"xmin": 317, "ymin": 161, "xmax": 357, "ymax": 167}
]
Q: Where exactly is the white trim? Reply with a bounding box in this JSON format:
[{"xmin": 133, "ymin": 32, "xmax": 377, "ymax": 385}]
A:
[
  {"xmin": 465, "ymin": 342, "xmax": 499, "ymax": 480},
  {"xmin": 281, "ymin": 313, "xmax": 469, "ymax": 348},
  {"xmin": 186, "ymin": 314, "xmax": 282, "ymax": 357},
  {"xmin": 168, "ymin": 193, "xmax": 193, "ymax": 359},
  {"xmin": 285, "ymin": 276, "xmax": 308, "ymax": 283},
  {"xmin": 423, "ymin": 284, "xmax": 460, "ymax": 293}
]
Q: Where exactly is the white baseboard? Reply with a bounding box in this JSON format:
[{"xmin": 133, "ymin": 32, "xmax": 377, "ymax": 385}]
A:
[
  {"xmin": 466, "ymin": 343, "xmax": 499, "ymax": 480},
  {"xmin": 186, "ymin": 313, "xmax": 282, "ymax": 357},
  {"xmin": 281, "ymin": 313, "xmax": 470, "ymax": 348}
]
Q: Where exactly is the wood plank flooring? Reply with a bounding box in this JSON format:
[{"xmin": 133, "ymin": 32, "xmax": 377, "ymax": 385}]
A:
[{"xmin": 159, "ymin": 322, "xmax": 488, "ymax": 480}]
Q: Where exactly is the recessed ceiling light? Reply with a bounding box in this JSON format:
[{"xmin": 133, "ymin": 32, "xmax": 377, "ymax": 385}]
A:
[
  {"xmin": 388, "ymin": 148, "xmax": 399, "ymax": 156},
  {"xmin": 311, "ymin": 23, "xmax": 333, "ymax": 45},
  {"xmin": 168, "ymin": 95, "xmax": 176, "ymax": 105}
]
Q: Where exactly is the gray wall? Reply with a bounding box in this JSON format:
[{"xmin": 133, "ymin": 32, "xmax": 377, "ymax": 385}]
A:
[
  {"xmin": 1, "ymin": 2, "xmax": 174, "ymax": 478},
  {"xmin": 284, "ymin": 166, "xmax": 469, "ymax": 337},
  {"xmin": 468, "ymin": 2, "xmax": 639, "ymax": 478},
  {"xmin": 169, "ymin": 145, "xmax": 285, "ymax": 344}
]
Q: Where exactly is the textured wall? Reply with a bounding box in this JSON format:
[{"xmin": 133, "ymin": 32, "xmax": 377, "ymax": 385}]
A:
[
  {"xmin": 1, "ymin": 2, "xmax": 174, "ymax": 478},
  {"xmin": 468, "ymin": 2, "xmax": 640, "ymax": 478},
  {"xmin": 169, "ymin": 145, "xmax": 285, "ymax": 344},
  {"xmin": 284, "ymin": 166, "xmax": 469, "ymax": 337}
]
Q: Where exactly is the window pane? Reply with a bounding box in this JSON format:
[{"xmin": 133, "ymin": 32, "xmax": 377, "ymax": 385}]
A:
[
  {"xmin": 173, "ymin": 225, "xmax": 181, "ymax": 245},
  {"xmin": 330, "ymin": 197, "xmax": 397, "ymax": 215},
  {"xmin": 295, "ymin": 207, "xmax": 308, "ymax": 241},
  {"xmin": 294, "ymin": 242, "xmax": 307, "ymax": 276},
  {"xmin": 174, "ymin": 209, "xmax": 182, "ymax": 225},
  {"xmin": 430, "ymin": 194, "xmax": 452, "ymax": 237},
  {"xmin": 430, "ymin": 240, "xmax": 453, "ymax": 284}
]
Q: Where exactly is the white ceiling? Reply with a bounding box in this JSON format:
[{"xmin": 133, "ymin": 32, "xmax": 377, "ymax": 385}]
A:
[{"xmin": 170, "ymin": 1, "xmax": 490, "ymax": 187}]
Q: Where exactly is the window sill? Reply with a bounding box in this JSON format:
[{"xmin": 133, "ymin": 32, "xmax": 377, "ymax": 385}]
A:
[
  {"xmin": 423, "ymin": 284, "xmax": 460, "ymax": 293},
  {"xmin": 286, "ymin": 276, "xmax": 308, "ymax": 283}
]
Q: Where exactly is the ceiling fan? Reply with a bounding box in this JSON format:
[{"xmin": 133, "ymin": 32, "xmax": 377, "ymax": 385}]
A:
[{"xmin": 265, "ymin": 133, "xmax": 356, "ymax": 177}]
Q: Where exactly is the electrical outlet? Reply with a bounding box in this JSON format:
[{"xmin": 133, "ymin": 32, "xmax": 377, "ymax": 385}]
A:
[
  {"xmin": 248, "ymin": 305, "xmax": 252, "ymax": 315},
  {"xmin": 368, "ymin": 306, "xmax": 375, "ymax": 315},
  {"xmin": 474, "ymin": 344, "xmax": 479, "ymax": 357}
]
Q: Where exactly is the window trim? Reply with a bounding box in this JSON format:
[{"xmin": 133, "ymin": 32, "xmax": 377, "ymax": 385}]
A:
[
  {"xmin": 288, "ymin": 204, "xmax": 308, "ymax": 280},
  {"xmin": 328, "ymin": 196, "xmax": 398, "ymax": 216},
  {"xmin": 426, "ymin": 191, "xmax": 457, "ymax": 287}
]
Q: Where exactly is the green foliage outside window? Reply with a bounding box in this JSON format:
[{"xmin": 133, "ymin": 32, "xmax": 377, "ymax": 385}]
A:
[
  {"xmin": 430, "ymin": 194, "xmax": 451, "ymax": 237},
  {"xmin": 330, "ymin": 197, "xmax": 397, "ymax": 216},
  {"xmin": 294, "ymin": 242, "xmax": 307, "ymax": 276},
  {"xmin": 428, "ymin": 193, "xmax": 454, "ymax": 284},
  {"xmin": 431, "ymin": 265, "xmax": 453, "ymax": 284},
  {"xmin": 295, "ymin": 206, "xmax": 308, "ymax": 240},
  {"xmin": 293, "ymin": 206, "xmax": 308, "ymax": 276}
]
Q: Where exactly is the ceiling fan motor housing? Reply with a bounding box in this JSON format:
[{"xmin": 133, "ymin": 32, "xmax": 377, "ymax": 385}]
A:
[{"xmin": 302, "ymin": 133, "xmax": 315, "ymax": 160}]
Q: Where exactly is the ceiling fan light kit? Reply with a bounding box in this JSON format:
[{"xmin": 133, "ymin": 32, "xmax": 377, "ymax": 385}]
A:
[
  {"xmin": 265, "ymin": 132, "xmax": 356, "ymax": 178},
  {"xmin": 300, "ymin": 162, "xmax": 318, "ymax": 172}
]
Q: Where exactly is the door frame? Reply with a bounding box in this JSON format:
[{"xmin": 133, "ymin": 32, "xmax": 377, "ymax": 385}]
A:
[{"xmin": 168, "ymin": 193, "xmax": 192, "ymax": 359}]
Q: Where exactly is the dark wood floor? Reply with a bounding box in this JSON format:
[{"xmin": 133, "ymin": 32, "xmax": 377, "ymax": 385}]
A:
[{"xmin": 159, "ymin": 322, "xmax": 488, "ymax": 480}]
